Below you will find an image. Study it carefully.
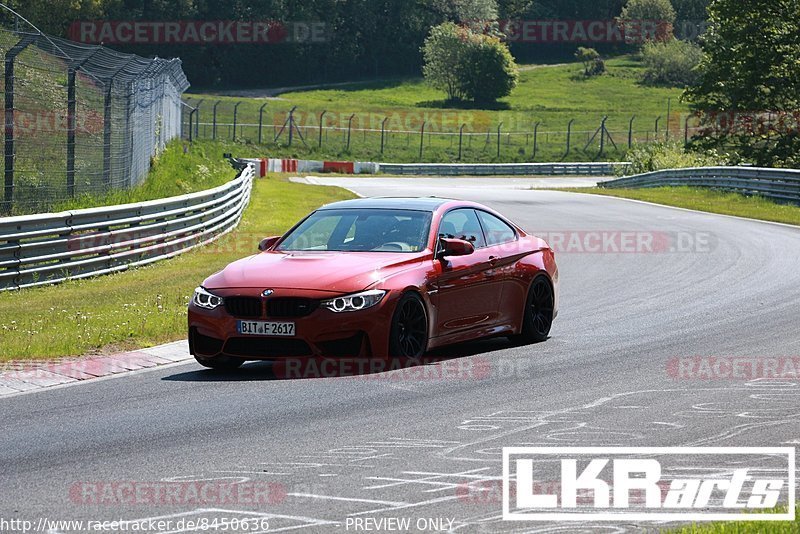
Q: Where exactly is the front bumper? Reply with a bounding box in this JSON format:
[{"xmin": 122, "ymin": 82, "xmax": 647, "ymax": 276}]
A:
[{"xmin": 188, "ymin": 288, "xmax": 398, "ymax": 360}]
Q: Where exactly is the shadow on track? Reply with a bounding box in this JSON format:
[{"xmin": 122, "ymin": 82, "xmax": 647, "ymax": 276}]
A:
[{"xmin": 162, "ymin": 337, "xmax": 527, "ymax": 383}]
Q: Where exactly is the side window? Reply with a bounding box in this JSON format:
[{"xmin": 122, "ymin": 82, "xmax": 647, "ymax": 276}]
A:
[
  {"xmin": 477, "ymin": 211, "xmax": 516, "ymax": 246},
  {"xmin": 439, "ymin": 209, "xmax": 486, "ymax": 248}
]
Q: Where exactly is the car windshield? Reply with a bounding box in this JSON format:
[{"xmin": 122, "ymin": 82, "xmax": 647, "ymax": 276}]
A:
[{"xmin": 277, "ymin": 208, "xmax": 433, "ymax": 253}]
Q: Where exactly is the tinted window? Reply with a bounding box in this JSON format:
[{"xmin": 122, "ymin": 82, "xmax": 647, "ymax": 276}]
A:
[
  {"xmin": 278, "ymin": 209, "xmax": 432, "ymax": 252},
  {"xmin": 477, "ymin": 211, "xmax": 516, "ymax": 246},
  {"xmin": 439, "ymin": 209, "xmax": 486, "ymax": 248}
]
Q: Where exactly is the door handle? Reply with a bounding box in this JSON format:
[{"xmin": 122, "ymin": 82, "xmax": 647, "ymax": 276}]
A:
[{"xmin": 488, "ymin": 256, "xmax": 499, "ymax": 265}]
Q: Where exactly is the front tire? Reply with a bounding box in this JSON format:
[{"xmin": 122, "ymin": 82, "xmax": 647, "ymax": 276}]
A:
[
  {"xmin": 389, "ymin": 293, "xmax": 429, "ymax": 358},
  {"xmin": 194, "ymin": 354, "xmax": 245, "ymax": 371},
  {"xmin": 512, "ymin": 276, "xmax": 554, "ymax": 344}
]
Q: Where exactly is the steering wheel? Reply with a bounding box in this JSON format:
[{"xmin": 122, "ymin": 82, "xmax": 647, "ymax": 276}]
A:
[{"xmin": 377, "ymin": 242, "xmax": 412, "ymax": 252}]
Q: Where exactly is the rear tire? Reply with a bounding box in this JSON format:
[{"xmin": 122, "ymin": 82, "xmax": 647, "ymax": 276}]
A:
[
  {"xmin": 511, "ymin": 276, "xmax": 554, "ymax": 344},
  {"xmin": 194, "ymin": 354, "xmax": 245, "ymax": 371},
  {"xmin": 389, "ymin": 293, "xmax": 429, "ymax": 359}
]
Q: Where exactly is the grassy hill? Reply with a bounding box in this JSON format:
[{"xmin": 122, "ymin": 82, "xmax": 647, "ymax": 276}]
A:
[{"xmin": 186, "ymin": 56, "xmax": 689, "ymax": 163}]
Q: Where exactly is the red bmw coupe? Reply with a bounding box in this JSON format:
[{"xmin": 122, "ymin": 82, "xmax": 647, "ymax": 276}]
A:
[{"xmin": 188, "ymin": 197, "xmax": 558, "ymax": 370}]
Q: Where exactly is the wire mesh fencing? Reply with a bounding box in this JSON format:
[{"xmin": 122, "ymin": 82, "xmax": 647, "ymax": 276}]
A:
[
  {"xmin": 182, "ymin": 98, "xmax": 691, "ymax": 165},
  {"xmin": 0, "ymin": 5, "xmax": 189, "ymax": 215}
]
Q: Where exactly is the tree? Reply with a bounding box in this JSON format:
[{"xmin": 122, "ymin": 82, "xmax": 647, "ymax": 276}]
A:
[
  {"xmin": 619, "ymin": 0, "xmax": 676, "ymax": 22},
  {"xmin": 426, "ymin": 0, "xmax": 498, "ymax": 22},
  {"xmin": 619, "ymin": 0, "xmax": 676, "ymax": 43},
  {"xmin": 460, "ymin": 33, "xmax": 519, "ymax": 101},
  {"xmin": 684, "ymin": 0, "xmax": 800, "ymax": 166},
  {"xmin": 422, "ymin": 22, "xmax": 470, "ymax": 101},
  {"xmin": 422, "ymin": 22, "xmax": 518, "ymax": 102},
  {"xmin": 575, "ymin": 47, "xmax": 605, "ymax": 76}
]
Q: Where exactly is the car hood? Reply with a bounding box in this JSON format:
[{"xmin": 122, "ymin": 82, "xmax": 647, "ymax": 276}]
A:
[{"xmin": 203, "ymin": 251, "xmax": 428, "ymax": 293}]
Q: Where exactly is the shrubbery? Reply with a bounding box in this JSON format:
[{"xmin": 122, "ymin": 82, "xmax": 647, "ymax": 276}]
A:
[
  {"xmin": 575, "ymin": 47, "xmax": 606, "ymax": 77},
  {"xmin": 641, "ymin": 39, "xmax": 704, "ymax": 87},
  {"xmin": 422, "ymin": 22, "xmax": 519, "ymax": 103},
  {"xmin": 621, "ymin": 141, "xmax": 731, "ymax": 175}
]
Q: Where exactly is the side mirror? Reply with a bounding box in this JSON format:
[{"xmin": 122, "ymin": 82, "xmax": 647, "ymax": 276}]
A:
[
  {"xmin": 437, "ymin": 238, "xmax": 475, "ymax": 259},
  {"xmin": 258, "ymin": 236, "xmax": 282, "ymax": 252}
]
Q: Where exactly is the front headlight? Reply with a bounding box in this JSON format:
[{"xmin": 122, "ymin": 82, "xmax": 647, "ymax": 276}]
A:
[
  {"xmin": 321, "ymin": 290, "xmax": 386, "ymax": 313},
  {"xmin": 193, "ymin": 287, "xmax": 224, "ymax": 310}
]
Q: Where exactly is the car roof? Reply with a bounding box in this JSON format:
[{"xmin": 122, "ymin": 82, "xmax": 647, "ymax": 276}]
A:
[{"xmin": 319, "ymin": 197, "xmax": 456, "ymax": 212}]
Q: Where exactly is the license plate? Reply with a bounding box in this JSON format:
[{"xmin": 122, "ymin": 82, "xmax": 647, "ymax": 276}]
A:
[{"xmin": 237, "ymin": 321, "xmax": 296, "ymax": 337}]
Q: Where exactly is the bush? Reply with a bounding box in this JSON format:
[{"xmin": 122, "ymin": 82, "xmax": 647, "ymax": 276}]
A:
[
  {"xmin": 422, "ymin": 22, "xmax": 519, "ymax": 103},
  {"xmin": 621, "ymin": 141, "xmax": 730, "ymax": 175},
  {"xmin": 459, "ymin": 34, "xmax": 519, "ymax": 102},
  {"xmin": 575, "ymin": 47, "xmax": 606, "ymax": 77},
  {"xmin": 619, "ymin": 0, "xmax": 676, "ymax": 42},
  {"xmin": 641, "ymin": 39, "xmax": 703, "ymax": 87}
]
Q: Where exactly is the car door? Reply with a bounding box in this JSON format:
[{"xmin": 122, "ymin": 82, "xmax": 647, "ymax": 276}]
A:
[
  {"xmin": 475, "ymin": 209, "xmax": 528, "ymax": 328},
  {"xmin": 430, "ymin": 208, "xmax": 504, "ymax": 337}
]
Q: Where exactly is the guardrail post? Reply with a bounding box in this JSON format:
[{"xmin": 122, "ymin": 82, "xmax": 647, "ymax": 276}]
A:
[
  {"xmin": 458, "ymin": 124, "xmax": 466, "ymax": 161},
  {"xmin": 628, "ymin": 115, "xmax": 636, "ymax": 149},
  {"xmin": 232, "ymin": 101, "xmax": 242, "ymax": 141},
  {"xmin": 496, "ymin": 122, "xmax": 503, "ymax": 159},
  {"xmin": 381, "ymin": 117, "xmax": 388, "ymax": 154},
  {"xmin": 212, "ymin": 100, "xmax": 221, "ymax": 140},
  {"xmin": 419, "ymin": 122, "xmax": 426, "ymax": 160},
  {"xmin": 258, "ymin": 102, "xmax": 267, "ymax": 144},
  {"xmin": 318, "ymin": 110, "xmax": 327, "ymax": 148},
  {"xmin": 346, "ymin": 113, "xmax": 355, "ymax": 151},
  {"xmin": 3, "ymin": 37, "xmax": 34, "ymax": 211}
]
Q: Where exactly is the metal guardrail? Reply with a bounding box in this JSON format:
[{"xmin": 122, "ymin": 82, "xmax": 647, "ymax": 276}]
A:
[
  {"xmin": 0, "ymin": 165, "xmax": 254, "ymax": 291},
  {"xmin": 378, "ymin": 162, "xmax": 628, "ymax": 176},
  {"xmin": 599, "ymin": 166, "xmax": 800, "ymax": 204}
]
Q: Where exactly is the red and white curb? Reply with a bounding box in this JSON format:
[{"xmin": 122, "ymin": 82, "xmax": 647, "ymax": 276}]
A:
[
  {"xmin": 241, "ymin": 158, "xmax": 379, "ymax": 177},
  {"xmin": 0, "ymin": 341, "xmax": 192, "ymax": 397}
]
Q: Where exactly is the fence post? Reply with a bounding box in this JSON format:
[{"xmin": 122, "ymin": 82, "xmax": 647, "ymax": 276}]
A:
[
  {"xmin": 628, "ymin": 115, "xmax": 636, "ymax": 149},
  {"xmin": 532, "ymin": 122, "xmax": 541, "ymax": 161},
  {"xmin": 287, "ymin": 106, "xmax": 297, "ymax": 147},
  {"xmin": 232, "ymin": 101, "xmax": 241, "ymax": 141},
  {"xmin": 346, "ymin": 114, "xmax": 355, "ymax": 151},
  {"xmin": 258, "ymin": 102, "xmax": 267, "ymax": 144},
  {"xmin": 4, "ymin": 36, "xmax": 34, "ymax": 210},
  {"xmin": 496, "ymin": 122, "xmax": 503, "ymax": 159},
  {"xmin": 193, "ymin": 99, "xmax": 204, "ymax": 140},
  {"xmin": 684, "ymin": 114, "xmax": 692, "ymax": 145},
  {"xmin": 654, "ymin": 116, "xmax": 661, "ymax": 141},
  {"xmin": 458, "ymin": 124, "xmax": 466, "ymax": 161},
  {"xmin": 599, "ymin": 116, "xmax": 608, "ymax": 157},
  {"xmin": 212, "ymin": 100, "xmax": 221, "ymax": 140},
  {"xmin": 319, "ymin": 110, "xmax": 327, "ymax": 148},
  {"xmin": 565, "ymin": 119, "xmax": 575, "ymax": 159},
  {"xmin": 665, "ymin": 98, "xmax": 671, "ymax": 142},
  {"xmin": 380, "ymin": 117, "xmax": 388, "ymax": 154},
  {"xmin": 188, "ymin": 106, "xmax": 197, "ymax": 143},
  {"xmin": 66, "ymin": 67, "xmax": 77, "ymax": 198},
  {"xmin": 419, "ymin": 122, "xmax": 426, "ymax": 160}
]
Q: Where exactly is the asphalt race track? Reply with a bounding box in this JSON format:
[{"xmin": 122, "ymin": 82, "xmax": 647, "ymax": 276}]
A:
[{"xmin": 2, "ymin": 178, "xmax": 800, "ymax": 533}]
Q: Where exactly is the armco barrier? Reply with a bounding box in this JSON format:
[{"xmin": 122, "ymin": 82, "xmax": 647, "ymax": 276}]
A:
[
  {"xmin": 599, "ymin": 166, "xmax": 800, "ymax": 204},
  {"xmin": 245, "ymin": 158, "xmax": 627, "ymax": 177},
  {"xmin": 378, "ymin": 162, "xmax": 627, "ymax": 176},
  {"xmin": 0, "ymin": 165, "xmax": 255, "ymax": 291}
]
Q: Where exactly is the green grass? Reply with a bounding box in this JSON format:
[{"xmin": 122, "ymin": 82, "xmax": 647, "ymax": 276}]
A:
[
  {"xmin": 185, "ymin": 56, "xmax": 688, "ymax": 164},
  {"xmin": 560, "ymin": 186, "xmax": 800, "ymax": 226},
  {"xmin": 665, "ymin": 506, "xmax": 799, "ymax": 533},
  {"xmin": 51, "ymin": 140, "xmax": 240, "ymax": 212},
  {"xmin": 0, "ymin": 147, "xmax": 356, "ymax": 361}
]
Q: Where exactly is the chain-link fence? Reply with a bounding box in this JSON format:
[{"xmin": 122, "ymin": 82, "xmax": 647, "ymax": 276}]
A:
[{"xmin": 0, "ymin": 5, "xmax": 189, "ymax": 214}]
